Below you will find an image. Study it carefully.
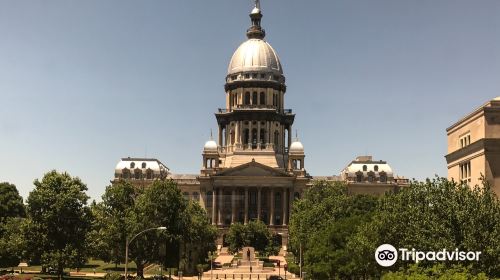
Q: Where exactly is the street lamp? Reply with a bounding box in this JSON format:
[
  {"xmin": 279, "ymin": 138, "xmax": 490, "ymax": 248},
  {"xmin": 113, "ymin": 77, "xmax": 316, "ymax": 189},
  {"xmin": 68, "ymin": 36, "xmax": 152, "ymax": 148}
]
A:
[{"xmin": 125, "ymin": 226, "xmax": 167, "ymax": 279}]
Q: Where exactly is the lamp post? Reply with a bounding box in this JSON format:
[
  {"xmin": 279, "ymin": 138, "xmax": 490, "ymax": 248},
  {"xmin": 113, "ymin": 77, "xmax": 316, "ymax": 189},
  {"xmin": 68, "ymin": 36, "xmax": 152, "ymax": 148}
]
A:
[
  {"xmin": 125, "ymin": 226, "xmax": 167, "ymax": 279},
  {"xmin": 299, "ymin": 242, "xmax": 302, "ymax": 280},
  {"xmin": 208, "ymin": 251, "xmax": 215, "ymax": 280}
]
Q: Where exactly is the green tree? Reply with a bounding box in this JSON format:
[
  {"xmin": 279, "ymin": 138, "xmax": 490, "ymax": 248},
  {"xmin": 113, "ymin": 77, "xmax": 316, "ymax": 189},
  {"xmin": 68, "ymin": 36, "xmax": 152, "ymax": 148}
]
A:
[
  {"xmin": 0, "ymin": 182, "xmax": 26, "ymax": 221},
  {"xmin": 127, "ymin": 179, "xmax": 188, "ymax": 277},
  {"xmin": 349, "ymin": 178, "xmax": 500, "ymax": 278},
  {"xmin": 288, "ymin": 180, "xmax": 378, "ymax": 279},
  {"xmin": 226, "ymin": 220, "xmax": 276, "ymax": 256},
  {"xmin": 381, "ymin": 264, "xmax": 488, "ymax": 280},
  {"xmin": 181, "ymin": 201, "xmax": 217, "ymax": 272},
  {"xmin": 25, "ymin": 170, "xmax": 91, "ymax": 279},
  {"xmin": 0, "ymin": 182, "xmax": 26, "ymax": 268},
  {"xmin": 86, "ymin": 181, "xmax": 139, "ymax": 265}
]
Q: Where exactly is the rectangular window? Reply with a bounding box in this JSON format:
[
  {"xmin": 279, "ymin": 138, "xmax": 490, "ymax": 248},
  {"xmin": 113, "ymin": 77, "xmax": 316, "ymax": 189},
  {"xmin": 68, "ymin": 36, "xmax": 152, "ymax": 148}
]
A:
[
  {"xmin": 459, "ymin": 161, "xmax": 471, "ymax": 183},
  {"xmin": 459, "ymin": 133, "xmax": 471, "ymax": 148}
]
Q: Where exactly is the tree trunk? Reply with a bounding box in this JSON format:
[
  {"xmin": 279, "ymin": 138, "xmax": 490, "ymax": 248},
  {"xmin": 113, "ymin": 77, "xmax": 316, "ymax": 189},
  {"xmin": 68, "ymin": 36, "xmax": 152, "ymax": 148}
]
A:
[{"xmin": 136, "ymin": 262, "xmax": 144, "ymax": 278}]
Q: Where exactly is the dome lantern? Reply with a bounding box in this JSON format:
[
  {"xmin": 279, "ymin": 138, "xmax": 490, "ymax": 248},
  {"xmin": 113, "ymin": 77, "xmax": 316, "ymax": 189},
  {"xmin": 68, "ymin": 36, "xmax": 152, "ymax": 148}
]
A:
[{"xmin": 247, "ymin": 0, "xmax": 265, "ymax": 39}]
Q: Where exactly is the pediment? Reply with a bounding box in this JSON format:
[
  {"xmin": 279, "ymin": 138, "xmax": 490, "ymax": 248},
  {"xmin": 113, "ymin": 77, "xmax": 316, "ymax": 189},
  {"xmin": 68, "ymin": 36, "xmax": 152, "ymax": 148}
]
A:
[{"xmin": 217, "ymin": 160, "xmax": 291, "ymax": 177}]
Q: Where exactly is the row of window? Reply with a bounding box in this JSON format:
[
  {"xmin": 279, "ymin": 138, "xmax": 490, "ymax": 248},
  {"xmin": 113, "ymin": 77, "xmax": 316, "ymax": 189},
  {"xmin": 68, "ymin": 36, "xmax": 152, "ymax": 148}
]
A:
[
  {"xmin": 230, "ymin": 91, "xmax": 280, "ymax": 107},
  {"xmin": 459, "ymin": 161, "xmax": 471, "ymax": 183},
  {"xmin": 129, "ymin": 162, "xmax": 148, "ymax": 169},
  {"xmin": 228, "ymin": 73, "xmax": 280, "ymax": 82},
  {"xmin": 120, "ymin": 168, "xmax": 154, "ymax": 180},
  {"xmin": 460, "ymin": 134, "xmax": 471, "ymax": 148},
  {"xmin": 355, "ymin": 173, "xmax": 388, "ymax": 183},
  {"xmin": 362, "ymin": 165, "xmax": 380, "ymax": 172}
]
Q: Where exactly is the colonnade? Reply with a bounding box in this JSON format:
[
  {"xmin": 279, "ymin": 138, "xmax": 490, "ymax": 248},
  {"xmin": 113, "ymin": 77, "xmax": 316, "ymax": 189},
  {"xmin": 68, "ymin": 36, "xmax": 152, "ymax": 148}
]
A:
[{"xmin": 209, "ymin": 187, "xmax": 294, "ymax": 227}]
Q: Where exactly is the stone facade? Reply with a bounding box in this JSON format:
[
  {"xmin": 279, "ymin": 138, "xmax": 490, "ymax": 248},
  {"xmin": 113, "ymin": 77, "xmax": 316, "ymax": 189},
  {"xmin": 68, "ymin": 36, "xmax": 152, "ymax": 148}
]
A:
[{"xmin": 446, "ymin": 97, "xmax": 500, "ymax": 195}]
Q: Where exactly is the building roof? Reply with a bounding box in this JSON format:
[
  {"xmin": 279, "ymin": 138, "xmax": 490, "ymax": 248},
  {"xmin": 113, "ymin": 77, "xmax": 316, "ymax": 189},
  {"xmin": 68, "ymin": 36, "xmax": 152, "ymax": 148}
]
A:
[
  {"xmin": 115, "ymin": 157, "xmax": 169, "ymax": 173},
  {"xmin": 446, "ymin": 96, "xmax": 500, "ymax": 132},
  {"xmin": 341, "ymin": 156, "xmax": 394, "ymax": 177},
  {"xmin": 228, "ymin": 38, "xmax": 283, "ymax": 76}
]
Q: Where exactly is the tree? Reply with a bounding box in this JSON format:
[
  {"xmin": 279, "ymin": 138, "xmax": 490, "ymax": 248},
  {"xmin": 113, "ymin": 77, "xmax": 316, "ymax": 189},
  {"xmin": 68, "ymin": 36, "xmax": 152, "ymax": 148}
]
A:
[
  {"xmin": 0, "ymin": 217, "xmax": 27, "ymax": 268},
  {"xmin": 226, "ymin": 220, "xmax": 277, "ymax": 256},
  {"xmin": 0, "ymin": 182, "xmax": 26, "ymax": 268},
  {"xmin": 25, "ymin": 170, "xmax": 91, "ymax": 279},
  {"xmin": 86, "ymin": 181, "xmax": 139, "ymax": 265},
  {"xmin": 0, "ymin": 182, "xmax": 25, "ymax": 221},
  {"xmin": 181, "ymin": 202, "xmax": 217, "ymax": 273},
  {"xmin": 288, "ymin": 180, "xmax": 379, "ymax": 279},
  {"xmin": 349, "ymin": 178, "xmax": 500, "ymax": 278},
  {"xmin": 126, "ymin": 179, "xmax": 188, "ymax": 277}
]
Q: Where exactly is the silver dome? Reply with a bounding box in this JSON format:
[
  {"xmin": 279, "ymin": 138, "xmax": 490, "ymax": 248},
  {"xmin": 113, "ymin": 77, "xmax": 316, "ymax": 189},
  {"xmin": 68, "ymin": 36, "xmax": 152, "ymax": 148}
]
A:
[{"xmin": 227, "ymin": 38, "xmax": 283, "ymax": 76}]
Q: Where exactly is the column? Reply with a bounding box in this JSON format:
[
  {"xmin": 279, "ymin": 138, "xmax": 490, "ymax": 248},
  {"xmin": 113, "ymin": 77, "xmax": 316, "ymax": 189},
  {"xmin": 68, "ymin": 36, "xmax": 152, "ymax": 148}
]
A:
[
  {"xmin": 270, "ymin": 189, "xmax": 275, "ymax": 226},
  {"xmin": 231, "ymin": 189, "xmax": 236, "ymax": 224},
  {"xmin": 244, "ymin": 188, "xmax": 249, "ymax": 224},
  {"xmin": 257, "ymin": 122, "xmax": 261, "ymax": 148},
  {"xmin": 288, "ymin": 189, "xmax": 294, "ymax": 225},
  {"xmin": 211, "ymin": 189, "xmax": 216, "ymax": 225},
  {"xmin": 282, "ymin": 188, "xmax": 288, "ymax": 226},
  {"xmin": 248, "ymin": 121, "xmax": 252, "ymax": 149},
  {"xmin": 218, "ymin": 125, "xmax": 222, "ymax": 146},
  {"xmin": 266, "ymin": 121, "xmax": 271, "ymax": 148},
  {"xmin": 217, "ymin": 187, "xmax": 223, "ymax": 225},
  {"xmin": 257, "ymin": 188, "xmax": 262, "ymax": 221},
  {"xmin": 288, "ymin": 126, "xmax": 292, "ymax": 150},
  {"xmin": 235, "ymin": 122, "xmax": 240, "ymax": 145}
]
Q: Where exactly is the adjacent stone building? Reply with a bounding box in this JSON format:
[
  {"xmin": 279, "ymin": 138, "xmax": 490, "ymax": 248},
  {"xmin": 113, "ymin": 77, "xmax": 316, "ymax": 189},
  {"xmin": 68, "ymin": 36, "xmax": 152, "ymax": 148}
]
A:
[{"xmin": 446, "ymin": 97, "xmax": 500, "ymax": 195}]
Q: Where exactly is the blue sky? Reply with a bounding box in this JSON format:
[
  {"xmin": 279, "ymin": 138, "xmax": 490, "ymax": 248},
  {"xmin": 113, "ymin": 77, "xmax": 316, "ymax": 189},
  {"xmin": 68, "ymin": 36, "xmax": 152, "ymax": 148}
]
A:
[{"xmin": 1, "ymin": 0, "xmax": 499, "ymax": 201}]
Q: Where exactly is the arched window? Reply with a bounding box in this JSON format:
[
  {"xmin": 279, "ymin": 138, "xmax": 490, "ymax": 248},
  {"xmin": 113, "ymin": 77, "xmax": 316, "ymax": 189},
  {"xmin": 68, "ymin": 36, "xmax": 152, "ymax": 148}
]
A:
[
  {"xmin": 367, "ymin": 172, "xmax": 375, "ymax": 182},
  {"xmin": 243, "ymin": 129, "xmax": 250, "ymax": 144},
  {"xmin": 134, "ymin": 169, "xmax": 142, "ymax": 180},
  {"xmin": 141, "ymin": 162, "xmax": 146, "ymax": 168},
  {"xmin": 356, "ymin": 172, "xmax": 363, "ymax": 182},
  {"xmin": 192, "ymin": 192, "xmax": 200, "ymax": 201},
  {"xmin": 275, "ymin": 192, "xmax": 281, "ymax": 208},
  {"xmin": 183, "ymin": 192, "xmax": 190, "ymax": 200},
  {"xmin": 122, "ymin": 168, "xmax": 130, "ymax": 179},
  {"xmin": 206, "ymin": 191, "xmax": 213, "ymax": 207},
  {"xmin": 252, "ymin": 92, "xmax": 258, "ymax": 105},
  {"xmin": 380, "ymin": 172, "xmax": 387, "ymax": 183},
  {"xmin": 274, "ymin": 131, "xmax": 279, "ymax": 147},
  {"xmin": 260, "ymin": 129, "xmax": 265, "ymax": 144},
  {"xmin": 130, "ymin": 162, "xmax": 135, "ymax": 169},
  {"xmin": 245, "ymin": 92, "xmax": 251, "ymax": 105},
  {"xmin": 146, "ymin": 169, "xmax": 153, "ymax": 179},
  {"xmin": 252, "ymin": 129, "xmax": 258, "ymax": 145},
  {"xmin": 362, "ymin": 165, "xmax": 367, "ymax": 171},
  {"xmin": 374, "ymin": 165, "xmax": 379, "ymax": 172},
  {"xmin": 294, "ymin": 192, "xmax": 300, "ymax": 200},
  {"xmin": 260, "ymin": 92, "xmax": 265, "ymax": 105}
]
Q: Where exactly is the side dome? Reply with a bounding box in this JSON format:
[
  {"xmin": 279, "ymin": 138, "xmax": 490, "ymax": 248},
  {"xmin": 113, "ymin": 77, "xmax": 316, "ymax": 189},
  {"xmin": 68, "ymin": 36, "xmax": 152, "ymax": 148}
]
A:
[
  {"xmin": 204, "ymin": 139, "xmax": 218, "ymax": 152},
  {"xmin": 227, "ymin": 38, "xmax": 283, "ymax": 76},
  {"xmin": 289, "ymin": 141, "xmax": 304, "ymax": 153}
]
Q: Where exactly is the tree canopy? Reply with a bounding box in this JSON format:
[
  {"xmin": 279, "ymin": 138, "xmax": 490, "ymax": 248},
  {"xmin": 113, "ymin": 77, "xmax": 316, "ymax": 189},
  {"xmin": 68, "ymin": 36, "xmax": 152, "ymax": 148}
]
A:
[
  {"xmin": 0, "ymin": 182, "xmax": 26, "ymax": 268},
  {"xmin": 225, "ymin": 220, "xmax": 280, "ymax": 256},
  {"xmin": 289, "ymin": 178, "xmax": 500, "ymax": 279},
  {"xmin": 24, "ymin": 170, "xmax": 92, "ymax": 278}
]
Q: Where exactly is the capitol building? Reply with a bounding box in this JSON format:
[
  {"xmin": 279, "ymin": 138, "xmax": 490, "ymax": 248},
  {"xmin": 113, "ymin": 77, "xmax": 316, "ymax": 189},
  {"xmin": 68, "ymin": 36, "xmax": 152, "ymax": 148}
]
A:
[{"xmin": 111, "ymin": 2, "xmax": 408, "ymax": 247}]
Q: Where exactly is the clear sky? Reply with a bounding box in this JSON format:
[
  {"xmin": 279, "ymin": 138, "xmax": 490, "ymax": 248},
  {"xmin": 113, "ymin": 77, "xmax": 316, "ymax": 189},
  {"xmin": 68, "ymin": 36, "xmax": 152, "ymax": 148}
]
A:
[{"xmin": 1, "ymin": 0, "xmax": 499, "ymax": 202}]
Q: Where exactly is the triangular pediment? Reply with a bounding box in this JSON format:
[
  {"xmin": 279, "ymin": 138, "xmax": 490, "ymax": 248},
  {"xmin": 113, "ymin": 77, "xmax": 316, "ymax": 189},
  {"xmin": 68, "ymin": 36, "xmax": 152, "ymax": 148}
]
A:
[{"xmin": 217, "ymin": 160, "xmax": 291, "ymax": 177}]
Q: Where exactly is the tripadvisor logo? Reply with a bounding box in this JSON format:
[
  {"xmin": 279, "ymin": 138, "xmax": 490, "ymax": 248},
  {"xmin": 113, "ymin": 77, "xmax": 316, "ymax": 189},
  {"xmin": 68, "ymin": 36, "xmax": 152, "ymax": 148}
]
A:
[{"xmin": 375, "ymin": 244, "xmax": 481, "ymax": 267}]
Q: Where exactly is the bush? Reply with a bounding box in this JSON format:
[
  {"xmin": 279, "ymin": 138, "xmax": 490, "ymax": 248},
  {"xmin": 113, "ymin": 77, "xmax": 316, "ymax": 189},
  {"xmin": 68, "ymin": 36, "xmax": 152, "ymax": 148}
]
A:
[{"xmin": 104, "ymin": 272, "xmax": 123, "ymax": 280}]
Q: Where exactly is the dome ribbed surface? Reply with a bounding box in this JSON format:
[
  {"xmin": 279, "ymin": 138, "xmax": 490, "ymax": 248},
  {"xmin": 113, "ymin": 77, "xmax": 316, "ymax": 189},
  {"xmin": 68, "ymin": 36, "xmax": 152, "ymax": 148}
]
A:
[{"xmin": 228, "ymin": 39, "xmax": 283, "ymax": 75}]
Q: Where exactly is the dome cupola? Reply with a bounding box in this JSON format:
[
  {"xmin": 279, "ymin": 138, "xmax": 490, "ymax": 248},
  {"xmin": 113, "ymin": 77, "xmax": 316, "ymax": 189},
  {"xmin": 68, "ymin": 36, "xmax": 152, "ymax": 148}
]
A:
[{"xmin": 225, "ymin": 0, "xmax": 285, "ymax": 91}]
